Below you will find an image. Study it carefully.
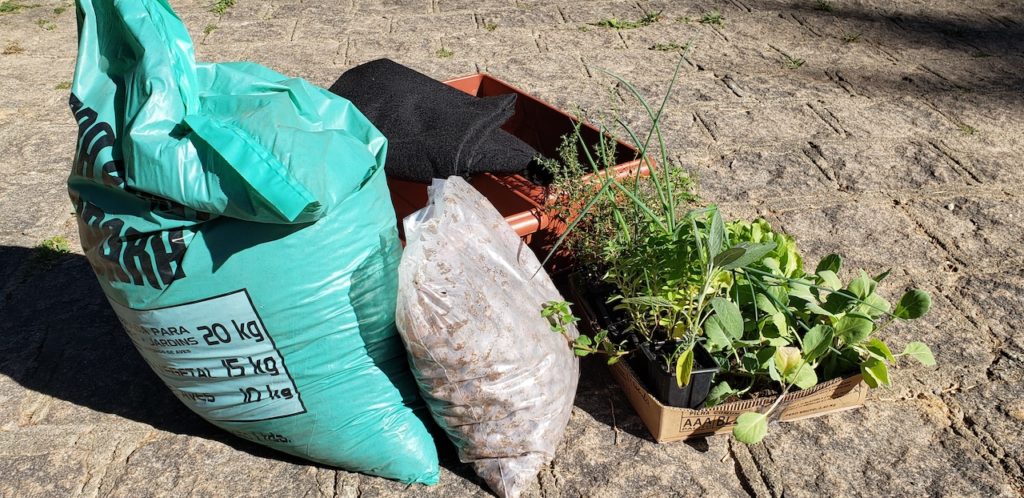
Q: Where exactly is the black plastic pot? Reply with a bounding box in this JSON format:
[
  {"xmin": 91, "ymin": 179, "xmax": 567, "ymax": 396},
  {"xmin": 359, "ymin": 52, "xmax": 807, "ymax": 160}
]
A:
[
  {"xmin": 567, "ymin": 272, "xmax": 638, "ymax": 347},
  {"xmin": 637, "ymin": 342, "xmax": 719, "ymax": 409}
]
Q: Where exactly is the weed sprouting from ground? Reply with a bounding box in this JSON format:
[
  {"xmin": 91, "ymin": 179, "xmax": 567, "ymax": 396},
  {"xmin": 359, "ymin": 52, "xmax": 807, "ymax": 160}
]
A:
[
  {"xmin": 955, "ymin": 121, "xmax": 977, "ymax": 135},
  {"xmin": 2, "ymin": 41, "xmax": 24, "ymax": 54},
  {"xmin": 781, "ymin": 54, "xmax": 805, "ymax": 69},
  {"xmin": 35, "ymin": 17, "xmax": 54, "ymax": 30},
  {"xmin": 842, "ymin": 31, "xmax": 862, "ymax": 43},
  {"xmin": 204, "ymin": 24, "xmax": 217, "ymax": 35},
  {"xmin": 814, "ymin": 0, "xmax": 834, "ymax": 12},
  {"xmin": 436, "ymin": 47, "xmax": 454, "ymax": 58},
  {"xmin": 0, "ymin": 1, "xmax": 39, "ymax": 14},
  {"xmin": 592, "ymin": 10, "xmax": 661, "ymax": 30},
  {"xmin": 649, "ymin": 41, "xmax": 693, "ymax": 53},
  {"xmin": 210, "ymin": 0, "xmax": 234, "ymax": 15},
  {"xmin": 28, "ymin": 236, "xmax": 71, "ymax": 273},
  {"xmin": 699, "ymin": 10, "xmax": 723, "ymax": 26},
  {"xmin": 55, "ymin": 80, "xmax": 70, "ymax": 90},
  {"xmin": 484, "ymin": 21, "xmax": 497, "ymax": 32}
]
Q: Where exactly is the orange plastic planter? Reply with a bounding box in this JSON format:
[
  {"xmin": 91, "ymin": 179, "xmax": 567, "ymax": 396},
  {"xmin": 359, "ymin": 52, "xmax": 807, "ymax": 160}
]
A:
[{"xmin": 387, "ymin": 73, "xmax": 648, "ymax": 255}]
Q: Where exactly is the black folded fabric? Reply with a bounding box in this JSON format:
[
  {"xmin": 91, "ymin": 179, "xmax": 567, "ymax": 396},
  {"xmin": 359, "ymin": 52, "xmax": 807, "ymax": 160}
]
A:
[{"xmin": 328, "ymin": 59, "xmax": 537, "ymax": 183}]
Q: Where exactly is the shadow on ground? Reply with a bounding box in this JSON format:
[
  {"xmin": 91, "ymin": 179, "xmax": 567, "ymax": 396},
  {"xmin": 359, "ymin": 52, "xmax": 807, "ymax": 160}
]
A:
[{"xmin": 0, "ymin": 245, "xmax": 478, "ymax": 481}]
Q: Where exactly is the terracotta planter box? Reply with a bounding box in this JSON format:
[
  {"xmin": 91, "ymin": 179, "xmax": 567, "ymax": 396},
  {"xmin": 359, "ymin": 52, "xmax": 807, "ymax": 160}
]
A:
[{"xmin": 387, "ymin": 74, "xmax": 648, "ymax": 257}]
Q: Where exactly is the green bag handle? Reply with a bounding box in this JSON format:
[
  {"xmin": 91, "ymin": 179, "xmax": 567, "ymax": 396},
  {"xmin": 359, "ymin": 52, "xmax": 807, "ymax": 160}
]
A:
[{"xmin": 184, "ymin": 114, "xmax": 322, "ymax": 223}]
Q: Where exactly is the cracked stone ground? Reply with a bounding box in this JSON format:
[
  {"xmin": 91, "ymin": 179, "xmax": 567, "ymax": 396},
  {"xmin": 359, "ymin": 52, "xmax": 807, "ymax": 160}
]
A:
[{"xmin": 1, "ymin": 0, "xmax": 1022, "ymax": 496}]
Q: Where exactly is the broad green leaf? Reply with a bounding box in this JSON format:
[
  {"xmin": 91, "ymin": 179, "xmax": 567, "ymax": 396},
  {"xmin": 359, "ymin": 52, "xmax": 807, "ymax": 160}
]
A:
[
  {"xmin": 771, "ymin": 312, "xmax": 790, "ymax": 338},
  {"xmin": 804, "ymin": 301, "xmax": 837, "ymax": 317},
  {"xmin": 861, "ymin": 357, "xmax": 890, "ymax": 388},
  {"xmin": 834, "ymin": 314, "xmax": 874, "ymax": 345},
  {"xmin": 902, "ymin": 342, "xmax": 936, "ymax": 366},
  {"xmin": 733, "ymin": 412, "xmax": 768, "ymax": 444},
  {"xmin": 865, "ymin": 337, "xmax": 896, "ymax": 363},
  {"xmin": 774, "ymin": 346, "xmax": 802, "ymax": 375},
  {"xmin": 620, "ymin": 295, "xmax": 675, "ymax": 308},
  {"xmin": 711, "ymin": 297, "xmax": 743, "ymax": 339},
  {"xmin": 873, "ymin": 268, "xmax": 892, "ymax": 282},
  {"xmin": 755, "ymin": 293, "xmax": 777, "ymax": 314},
  {"xmin": 719, "ymin": 242, "xmax": 778, "ymax": 270},
  {"xmin": 823, "ymin": 347, "xmax": 860, "ymax": 380},
  {"xmin": 816, "ymin": 254, "xmax": 842, "ymax": 274},
  {"xmin": 858, "ymin": 293, "xmax": 891, "ymax": 319},
  {"xmin": 676, "ymin": 348, "xmax": 694, "ymax": 387},
  {"xmin": 789, "ymin": 279, "xmax": 817, "ymax": 303},
  {"xmin": 704, "ymin": 316, "xmax": 732, "ymax": 350},
  {"xmin": 713, "ymin": 247, "xmax": 745, "ymax": 268},
  {"xmin": 816, "ymin": 270, "xmax": 842, "ymax": 291},
  {"xmin": 576, "ymin": 335, "xmax": 593, "ymax": 346},
  {"xmin": 709, "ymin": 209, "xmax": 725, "ymax": 257},
  {"xmin": 768, "ymin": 359, "xmax": 782, "ymax": 382},
  {"xmin": 893, "ymin": 290, "xmax": 932, "ymax": 320},
  {"xmin": 847, "ymin": 270, "xmax": 875, "ymax": 299},
  {"xmin": 705, "ymin": 381, "xmax": 738, "ymax": 407},
  {"xmin": 788, "ymin": 363, "xmax": 818, "ymax": 389},
  {"xmin": 802, "ymin": 325, "xmax": 834, "ymax": 361}
]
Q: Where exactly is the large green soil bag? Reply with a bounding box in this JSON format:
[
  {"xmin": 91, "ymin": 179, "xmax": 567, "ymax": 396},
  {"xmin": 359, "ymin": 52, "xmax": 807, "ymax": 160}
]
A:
[{"xmin": 67, "ymin": 0, "xmax": 439, "ymax": 484}]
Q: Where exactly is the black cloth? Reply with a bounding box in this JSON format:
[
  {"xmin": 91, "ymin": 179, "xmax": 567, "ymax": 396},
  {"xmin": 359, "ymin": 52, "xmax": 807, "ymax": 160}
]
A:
[{"xmin": 328, "ymin": 59, "xmax": 537, "ymax": 183}]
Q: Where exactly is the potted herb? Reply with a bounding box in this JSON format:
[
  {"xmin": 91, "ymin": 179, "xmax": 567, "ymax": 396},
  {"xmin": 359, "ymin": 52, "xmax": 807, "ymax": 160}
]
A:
[{"xmin": 542, "ymin": 63, "xmax": 936, "ymax": 443}]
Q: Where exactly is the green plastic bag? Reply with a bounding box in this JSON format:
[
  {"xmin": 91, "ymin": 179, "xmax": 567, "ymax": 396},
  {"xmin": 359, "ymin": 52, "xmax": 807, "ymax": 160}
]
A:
[{"xmin": 67, "ymin": 0, "xmax": 439, "ymax": 484}]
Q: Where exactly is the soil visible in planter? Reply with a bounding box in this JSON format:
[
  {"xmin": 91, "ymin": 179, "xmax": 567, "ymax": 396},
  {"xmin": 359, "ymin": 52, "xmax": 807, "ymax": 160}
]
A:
[
  {"xmin": 567, "ymin": 272, "xmax": 719, "ymax": 408},
  {"xmin": 637, "ymin": 342, "xmax": 718, "ymax": 409}
]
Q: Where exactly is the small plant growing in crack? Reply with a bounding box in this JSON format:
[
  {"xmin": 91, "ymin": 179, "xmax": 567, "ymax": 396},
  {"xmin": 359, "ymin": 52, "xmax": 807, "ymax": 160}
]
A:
[
  {"xmin": 0, "ymin": 1, "xmax": 39, "ymax": 14},
  {"xmin": 782, "ymin": 54, "xmax": 805, "ymax": 69},
  {"xmin": 842, "ymin": 31, "xmax": 862, "ymax": 43},
  {"xmin": 591, "ymin": 10, "xmax": 661, "ymax": 30},
  {"xmin": 699, "ymin": 10, "xmax": 723, "ymax": 26},
  {"xmin": 954, "ymin": 121, "xmax": 977, "ymax": 135},
  {"xmin": 436, "ymin": 47, "xmax": 454, "ymax": 58},
  {"xmin": 210, "ymin": 0, "xmax": 234, "ymax": 15},
  {"xmin": 204, "ymin": 23, "xmax": 217, "ymax": 35},
  {"xmin": 483, "ymin": 21, "xmax": 497, "ymax": 32},
  {"xmin": 649, "ymin": 41, "xmax": 693, "ymax": 53},
  {"xmin": 814, "ymin": 0, "xmax": 834, "ymax": 12}
]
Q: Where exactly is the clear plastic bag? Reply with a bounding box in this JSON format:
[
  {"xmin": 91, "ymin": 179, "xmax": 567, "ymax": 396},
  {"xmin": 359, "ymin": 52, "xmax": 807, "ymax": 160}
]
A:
[{"xmin": 396, "ymin": 177, "xmax": 580, "ymax": 498}]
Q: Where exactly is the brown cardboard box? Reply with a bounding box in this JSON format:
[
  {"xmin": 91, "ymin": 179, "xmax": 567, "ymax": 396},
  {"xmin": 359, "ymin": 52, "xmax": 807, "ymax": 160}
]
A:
[{"xmin": 609, "ymin": 361, "xmax": 868, "ymax": 442}]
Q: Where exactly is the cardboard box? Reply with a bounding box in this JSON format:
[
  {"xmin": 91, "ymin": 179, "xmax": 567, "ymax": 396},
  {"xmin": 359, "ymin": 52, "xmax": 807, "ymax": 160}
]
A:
[{"xmin": 609, "ymin": 361, "xmax": 868, "ymax": 442}]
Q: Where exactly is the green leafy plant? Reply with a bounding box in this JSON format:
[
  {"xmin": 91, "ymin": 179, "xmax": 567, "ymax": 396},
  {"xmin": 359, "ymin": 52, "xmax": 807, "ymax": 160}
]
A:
[
  {"xmin": 436, "ymin": 47, "xmax": 454, "ymax": 58},
  {"xmin": 649, "ymin": 42, "xmax": 693, "ymax": 53},
  {"xmin": 210, "ymin": 0, "xmax": 234, "ymax": 15},
  {"xmin": 0, "ymin": 1, "xmax": 39, "ymax": 14},
  {"xmin": 699, "ymin": 11, "xmax": 723, "ymax": 26},
  {"xmin": 782, "ymin": 54, "xmax": 805, "ymax": 69},
  {"xmin": 539, "ymin": 65, "xmax": 935, "ymax": 445},
  {"xmin": 842, "ymin": 31, "xmax": 862, "ymax": 43},
  {"xmin": 591, "ymin": 10, "xmax": 661, "ymax": 30},
  {"xmin": 35, "ymin": 17, "xmax": 55, "ymax": 30},
  {"xmin": 814, "ymin": 0, "xmax": 834, "ymax": 12},
  {"xmin": 204, "ymin": 23, "xmax": 218, "ymax": 35},
  {"xmin": 483, "ymin": 21, "xmax": 498, "ymax": 32},
  {"xmin": 55, "ymin": 80, "xmax": 70, "ymax": 90}
]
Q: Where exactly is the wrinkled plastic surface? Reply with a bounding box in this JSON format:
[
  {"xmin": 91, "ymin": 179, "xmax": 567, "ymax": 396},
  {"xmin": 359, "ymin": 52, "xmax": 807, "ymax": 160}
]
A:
[
  {"xmin": 68, "ymin": 0, "xmax": 438, "ymax": 484},
  {"xmin": 396, "ymin": 177, "xmax": 580, "ymax": 498}
]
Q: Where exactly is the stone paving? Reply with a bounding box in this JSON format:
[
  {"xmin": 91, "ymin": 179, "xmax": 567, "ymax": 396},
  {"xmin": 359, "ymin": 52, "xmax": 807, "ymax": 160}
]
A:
[{"xmin": 2, "ymin": 0, "xmax": 1023, "ymax": 496}]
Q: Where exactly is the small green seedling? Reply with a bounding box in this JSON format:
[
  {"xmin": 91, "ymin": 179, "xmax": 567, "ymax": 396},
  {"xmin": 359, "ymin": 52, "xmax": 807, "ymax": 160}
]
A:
[
  {"xmin": 699, "ymin": 10, "xmax": 723, "ymax": 26},
  {"xmin": 436, "ymin": 47, "xmax": 454, "ymax": 58},
  {"xmin": 204, "ymin": 23, "xmax": 217, "ymax": 35},
  {"xmin": 842, "ymin": 31, "xmax": 862, "ymax": 43},
  {"xmin": 0, "ymin": 1, "xmax": 39, "ymax": 14},
  {"xmin": 210, "ymin": 0, "xmax": 234, "ymax": 15},
  {"xmin": 955, "ymin": 121, "xmax": 977, "ymax": 135},
  {"xmin": 55, "ymin": 81, "xmax": 70, "ymax": 90},
  {"xmin": 814, "ymin": 0, "xmax": 834, "ymax": 12},
  {"xmin": 591, "ymin": 10, "xmax": 661, "ymax": 30},
  {"xmin": 782, "ymin": 54, "xmax": 805, "ymax": 69},
  {"xmin": 649, "ymin": 42, "xmax": 693, "ymax": 53},
  {"xmin": 484, "ymin": 21, "xmax": 497, "ymax": 32},
  {"xmin": 36, "ymin": 18, "xmax": 55, "ymax": 30},
  {"xmin": 28, "ymin": 235, "xmax": 71, "ymax": 273}
]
